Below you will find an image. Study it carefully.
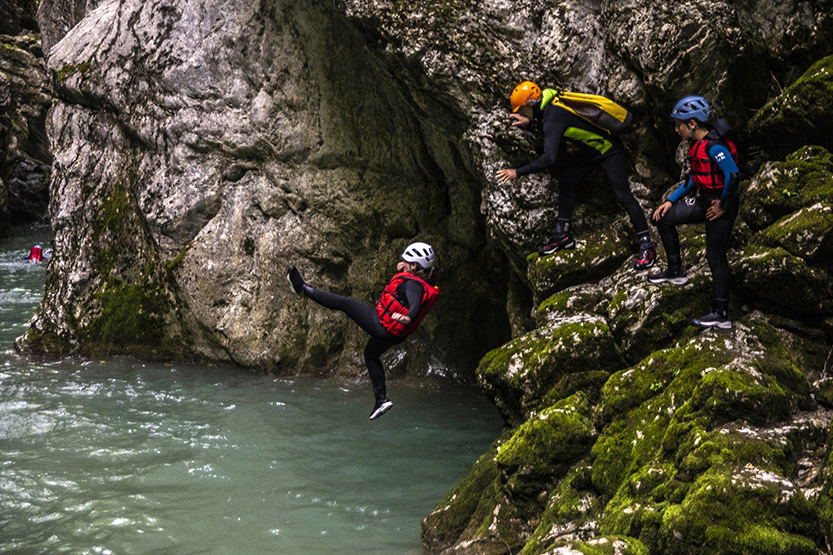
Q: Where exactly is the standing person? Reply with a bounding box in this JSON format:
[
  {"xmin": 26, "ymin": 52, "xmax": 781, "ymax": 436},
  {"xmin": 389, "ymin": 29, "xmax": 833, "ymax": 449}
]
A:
[
  {"xmin": 287, "ymin": 242, "xmax": 440, "ymax": 420},
  {"xmin": 495, "ymin": 81, "xmax": 656, "ymax": 269},
  {"xmin": 648, "ymin": 95, "xmax": 740, "ymax": 329}
]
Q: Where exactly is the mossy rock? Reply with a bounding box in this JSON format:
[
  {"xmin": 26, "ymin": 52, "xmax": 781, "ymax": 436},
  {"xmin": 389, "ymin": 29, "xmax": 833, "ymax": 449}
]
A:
[
  {"xmin": 496, "ymin": 393, "xmax": 595, "ymax": 506},
  {"xmin": 477, "ymin": 313, "xmax": 625, "ymax": 426},
  {"xmin": 747, "ymin": 55, "xmax": 833, "ymax": 160},
  {"xmin": 733, "ymin": 244, "xmax": 833, "ymax": 317},
  {"xmin": 520, "ymin": 464, "xmax": 605, "ymax": 553},
  {"xmin": 528, "ymin": 224, "xmax": 633, "ymax": 304},
  {"xmin": 658, "ymin": 467, "xmax": 822, "ymax": 555},
  {"xmin": 421, "ymin": 437, "xmax": 504, "ymax": 552},
  {"xmin": 690, "ymin": 367, "xmax": 790, "ymax": 427},
  {"xmin": 604, "ymin": 268, "xmax": 712, "ymax": 364},
  {"xmin": 741, "ymin": 146, "xmax": 833, "ymax": 232},
  {"xmin": 749, "ymin": 201, "xmax": 833, "ymax": 267},
  {"xmin": 522, "ymin": 535, "xmax": 649, "ymax": 555}
]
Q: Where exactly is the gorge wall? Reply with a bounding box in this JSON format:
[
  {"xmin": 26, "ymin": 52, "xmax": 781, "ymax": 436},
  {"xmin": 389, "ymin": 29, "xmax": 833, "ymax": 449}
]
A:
[{"xmin": 9, "ymin": 0, "xmax": 833, "ymax": 553}]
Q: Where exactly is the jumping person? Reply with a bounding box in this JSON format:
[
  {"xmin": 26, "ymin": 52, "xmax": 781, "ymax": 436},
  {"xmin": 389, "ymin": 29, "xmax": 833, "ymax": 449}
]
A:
[
  {"xmin": 648, "ymin": 95, "xmax": 740, "ymax": 329},
  {"xmin": 287, "ymin": 242, "xmax": 440, "ymax": 420},
  {"xmin": 495, "ymin": 81, "xmax": 656, "ymax": 268}
]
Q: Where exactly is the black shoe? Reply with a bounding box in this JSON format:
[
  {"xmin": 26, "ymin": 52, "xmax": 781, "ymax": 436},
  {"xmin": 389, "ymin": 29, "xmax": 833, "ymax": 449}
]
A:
[
  {"xmin": 634, "ymin": 242, "xmax": 657, "ymax": 271},
  {"xmin": 369, "ymin": 398, "xmax": 393, "ymax": 420},
  {"xmin": 287, "ymin": 265, "xmax": 306, "ymax": 294},
  {"xmin": 692, "ymin": 312, "xmax": 731, "ymax": 329},
  {"xmin": 647, "ymin": 268, "xmax": 689, "ymax": 285},
  {"xmin": 538, "ymin": 234, "xmax": 576, "ymax": 256}
]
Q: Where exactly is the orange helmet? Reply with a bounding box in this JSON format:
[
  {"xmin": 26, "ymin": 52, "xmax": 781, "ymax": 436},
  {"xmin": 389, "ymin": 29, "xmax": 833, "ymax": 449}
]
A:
[{"xmin": 510, "ymin": 81, "xmax": 542, "ymax": 112}]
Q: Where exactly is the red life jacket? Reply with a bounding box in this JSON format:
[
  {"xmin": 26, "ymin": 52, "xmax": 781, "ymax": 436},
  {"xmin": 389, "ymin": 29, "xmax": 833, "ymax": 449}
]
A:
[
  {"xmin": 27, "ymin": 246, "xmax": 44, "ymax": 262},
  {"xmin": 376, "ymin": 272, "xmax": 440, "ymax": 337},
  {"xmin": 689, "ymin": 137, "xmax": 738, "ymax": 190}
]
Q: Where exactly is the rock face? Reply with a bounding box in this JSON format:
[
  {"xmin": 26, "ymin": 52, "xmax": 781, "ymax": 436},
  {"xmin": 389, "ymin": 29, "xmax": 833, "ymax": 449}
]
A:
[
  {"xmin": 0, "ymin": 30, "xmax": 52, "ymax": 231},
  {"xmin": 15, "ymin": 0, "xmax": 833, "ymax": 552},
  {"xmin": 18, "ymin": 0, "xmax": 509, "ymax": 374}
]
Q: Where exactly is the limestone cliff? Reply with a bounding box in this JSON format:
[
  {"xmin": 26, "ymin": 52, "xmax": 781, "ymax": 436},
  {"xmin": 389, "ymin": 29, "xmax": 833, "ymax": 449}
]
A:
[{"xmin": 13, "ymin": 0, "xmax": 833, "ymax": 552}]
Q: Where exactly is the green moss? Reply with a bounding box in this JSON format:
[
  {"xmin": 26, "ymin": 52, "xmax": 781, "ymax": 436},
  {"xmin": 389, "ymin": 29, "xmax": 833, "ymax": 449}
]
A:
[
  {"xmin": 56, "ymin": 61, "xmax": 91, "ymax": 83},
  {"xmin": 79, "ymin": 276, "xmax": 171, "ymax": 352},
  {"xmin": 93, "ymin": 188, "xmax": 130, "ymax": 240},
  {"xmin": 659, "ymin": 468, "xmax": 822, "ymax": 554},
  {"xmin": 22, "ymin": 326, "xmax": 68, "ymax": 355},
  {"xmin": 691, "ymin": 368, "xmax": 789, "ymax": 426},
  {"xmin": 496, "ymin": 393, "xmax": 595, "ymax": 502},
  {"xmin": 477, "ymin": 318, "xmax": 622, "ymax": 425},
  {"xmin": 165, "ymin": 245, "xmax": 190, "ymax": 272}
]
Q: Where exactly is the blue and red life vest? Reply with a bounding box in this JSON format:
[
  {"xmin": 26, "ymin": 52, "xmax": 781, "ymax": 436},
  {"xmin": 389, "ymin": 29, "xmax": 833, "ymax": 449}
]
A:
[
  {"xmin": 26, "ymin": 245, "xmax": 44, "ymax": 262},
  {"xmin": 689, "ymin": 136, "xmax": 738, "ymax": 190},
  {"xmin": 376, "ymin": 272, "xmax": 439, "ymax": 337}
]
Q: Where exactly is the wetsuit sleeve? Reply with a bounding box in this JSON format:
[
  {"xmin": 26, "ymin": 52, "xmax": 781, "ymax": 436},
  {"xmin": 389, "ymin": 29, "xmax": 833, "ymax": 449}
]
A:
[
  {"xmin": 516, "ymin": 117, "xmax": 567, "ymax": 177},
  {"xmin": 667, "ymin": 176, "xmax": 695, "ymax": 204},
  {"xmin": 707, "ymin": 143, "xmax": 740, "ymax": 210},
  {"xmin": 402, "ymin": 279, "xmax": 424, "ymax": 321}
]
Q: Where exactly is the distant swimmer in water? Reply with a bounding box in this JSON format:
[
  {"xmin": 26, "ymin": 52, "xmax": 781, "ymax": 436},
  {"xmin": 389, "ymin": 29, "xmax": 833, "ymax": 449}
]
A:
[
  {"xmin": 287, "ymin": 242, "xmax": 440, "ymax": 420},
  {"xmin": 23, "ymin": 245, "xmax": 46, "ymax": 262}
]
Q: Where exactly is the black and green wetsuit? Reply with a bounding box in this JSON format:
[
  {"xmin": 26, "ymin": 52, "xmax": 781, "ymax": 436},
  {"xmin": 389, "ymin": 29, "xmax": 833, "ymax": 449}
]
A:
[{"xmin": 516, "ymin": 89, "xmax": 649, "ymax": 235}]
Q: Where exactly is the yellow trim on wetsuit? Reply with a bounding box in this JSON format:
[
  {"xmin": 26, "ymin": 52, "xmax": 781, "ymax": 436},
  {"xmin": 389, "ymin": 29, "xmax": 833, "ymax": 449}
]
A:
[{"xmin": 541, "ymin": 89, "xmax": 614, "ymax": 155}]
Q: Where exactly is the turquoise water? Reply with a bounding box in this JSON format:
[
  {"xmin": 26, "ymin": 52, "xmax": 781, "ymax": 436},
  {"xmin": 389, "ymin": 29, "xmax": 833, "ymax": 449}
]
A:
[{"xmin": 0, "ymin": 226, "xmax": 504, "ymax": 555}]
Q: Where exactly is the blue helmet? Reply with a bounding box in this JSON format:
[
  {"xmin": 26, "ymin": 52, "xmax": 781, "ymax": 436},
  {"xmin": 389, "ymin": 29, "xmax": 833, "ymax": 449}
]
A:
[{"xmin": 670, "ymin": 95, "xmax": 710, "ymax": 122}]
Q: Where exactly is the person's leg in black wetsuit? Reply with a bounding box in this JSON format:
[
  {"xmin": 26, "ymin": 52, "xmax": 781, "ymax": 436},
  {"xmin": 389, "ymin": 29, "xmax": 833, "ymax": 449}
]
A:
[
  {"xmin": 597, "ymin": 151, "xmax": 656, "ymax": 269},
  {"xmin": 651, "ymin": 191, "xmax": 737, "ymax": 317},
  {"xmin": 287, "ymin": 267, "xmax": 403, "ymax": 419}
]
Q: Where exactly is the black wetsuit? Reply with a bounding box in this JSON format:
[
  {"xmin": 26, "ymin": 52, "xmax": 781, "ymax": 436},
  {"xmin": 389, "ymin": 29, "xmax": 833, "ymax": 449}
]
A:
[
  {"xmin": 517, "ymin": 103, "xmax": 650, "ymax": 235},
  {"xmin": 305, "ymin": 279, "xmax": 424, "ymax": 399},
  {"xmin": 653, "ymin": 136, "xmax": 739, "ymax": 311}
]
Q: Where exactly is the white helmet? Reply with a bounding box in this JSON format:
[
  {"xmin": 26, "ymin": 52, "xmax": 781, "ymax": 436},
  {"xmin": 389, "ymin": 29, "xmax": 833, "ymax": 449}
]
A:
[{"xmin": 402, "ymin": 242, "xmax": 436, "ymax": 269}]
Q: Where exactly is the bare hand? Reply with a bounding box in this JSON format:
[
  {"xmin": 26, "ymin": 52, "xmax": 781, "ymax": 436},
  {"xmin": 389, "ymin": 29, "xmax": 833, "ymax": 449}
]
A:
[
  {"xmin": 496, "ymin": 168, "xmax": 517, "ymax": 184},
  {"xmin": 652, "ymin": 201, "xmax": 673, "ymax": 222},
  {"xmin": 509, "ymin": 113, "xmax": 530, "ymax": 127},
  {"xmin": 391, "ymin": 312, "xmax": 411, "ymax": 325},
  {"xmin": 706, "ymin": 199, "xmax": 725, "ymax": 221}
]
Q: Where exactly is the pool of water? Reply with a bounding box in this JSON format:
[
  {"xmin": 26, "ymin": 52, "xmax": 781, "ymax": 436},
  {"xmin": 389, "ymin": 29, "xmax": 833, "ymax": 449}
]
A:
[{"xmin": 0, "ymin": 226, "xmax": 504, "ymax": 555}]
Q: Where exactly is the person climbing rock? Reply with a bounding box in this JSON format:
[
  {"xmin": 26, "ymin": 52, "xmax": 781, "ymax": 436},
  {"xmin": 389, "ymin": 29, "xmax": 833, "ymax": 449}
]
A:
[
  {"xmin": 287, "ymin": 242, "xmax": 440, "ymax": 420},
  {"xmin": 495, "ymin": 81, "xmax": 656, "ymax": 269},
  {"xmin": 648, "ymin": 95, "xmax": 740, "ymax": 330}
]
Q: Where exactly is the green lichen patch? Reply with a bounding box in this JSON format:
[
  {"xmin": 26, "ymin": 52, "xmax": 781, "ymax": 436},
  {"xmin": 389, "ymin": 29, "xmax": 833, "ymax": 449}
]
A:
[
  {"xmin": 92, "ymin": 188, "xmax": 131, "ymax": 240},
  {"xmin": 77, "ymin": 277, "xmax": 170, "ymax": 357},
  {"xmin": 55, "ymin": 61, "xmax": 91, "ymax": 83}
]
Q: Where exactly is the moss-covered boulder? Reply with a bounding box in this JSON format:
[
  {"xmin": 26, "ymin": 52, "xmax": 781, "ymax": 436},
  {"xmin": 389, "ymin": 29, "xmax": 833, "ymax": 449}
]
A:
[
  {"xmin": 496, "ymin": 394, "xmax": 596, "ymax": 511},
  {"xmin": 741, "ymin": 146, "xmax": 833, "ymax": 232},
  {"xmin": 732, "ymin": 146, "xmax": 833, "ymax": 317},
  {"xmin": 477, "ymin": 313, "xmax": 624, "ymax": 426},
  {"xmin": 434, "ymin": 311, "xmax": 831, "ymax": 555},
  {"xmin": 527, "ymin": 224, "xmax": 634, "ymax": 305},
  {"xmin": 748, "ymin": 55, "xmax": 833, "ymax": 160}
]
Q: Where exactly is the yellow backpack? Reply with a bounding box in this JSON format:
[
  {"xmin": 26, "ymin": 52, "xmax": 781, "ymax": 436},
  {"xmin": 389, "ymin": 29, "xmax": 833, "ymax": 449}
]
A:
[{"xmin": 543, "ymin": 89, "xmax": 633, "ymax": 136}]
